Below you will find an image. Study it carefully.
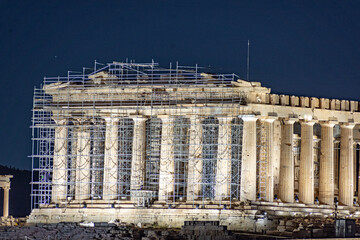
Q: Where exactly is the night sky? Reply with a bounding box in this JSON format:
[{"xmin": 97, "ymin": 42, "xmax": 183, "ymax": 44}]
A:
[{"xmin": 1, "ymin": 0, "xmax": 360, "ymax": 170}]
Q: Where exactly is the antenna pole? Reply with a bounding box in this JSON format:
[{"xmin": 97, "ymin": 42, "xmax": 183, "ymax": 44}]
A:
[{"xmin": 247, "ymin": 40, "xmax": 250, "ymax": 81}]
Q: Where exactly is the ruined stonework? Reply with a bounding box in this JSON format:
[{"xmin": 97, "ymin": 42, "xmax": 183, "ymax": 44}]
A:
[{"xmin": 28, "ymin": 61, "xmax": 360, "ymax": 233}]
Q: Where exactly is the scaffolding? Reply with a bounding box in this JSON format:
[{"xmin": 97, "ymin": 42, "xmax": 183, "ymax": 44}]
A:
[{"xmin": 31, "ymin": 60, "xmax": 271, "ymax": 209}]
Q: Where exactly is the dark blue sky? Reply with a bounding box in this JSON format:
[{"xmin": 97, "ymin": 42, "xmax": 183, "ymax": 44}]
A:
[{"xmin": 1, "ymin": 0, "xmax": 360, "ymax": 170}]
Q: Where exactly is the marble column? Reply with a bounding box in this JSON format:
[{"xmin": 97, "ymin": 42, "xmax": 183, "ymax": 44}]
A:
[
  {"xmin": 3, "ymin": 186, "xmax": 9, "ymax": 218},
  {"xmin": 319, "ymin": 122, "xmax": 335, "ymax": 205},
  {"xmin": 130, "ymin": 116, "xmax": 147, "ymax": 193},
  {"xmin": 75, "ymin": 124, "xmax": 91, "ymax": 201},
  {"xmin": 263, "ymin": 118, "xmax": 276, "ymax": 202},
  {"xmin": 52, "ymin": 119, "xmax": 68, "ymax": 203},
  {"xmin": 240, "ymin": 116, "xmax": 257, "ymax": 201},
  {"xmin": 273, "ymin": 120, "xmax": 281, "ymax": 197},
  {"xmin": 158, "ymin": 115, "xmax": 175, "ymax": 202},
  {"xmin": 299, "ymin": 121, "xmax": 315, "ymax": 204},
  {"xmin": 357, "ymin": 144, "xmax": 360, "ymax": 202},
  {"xmin": 354, "ymin": 146, "xmax": 357, "ymax": 194},
  {"xmin": 339, "ymin": 123, "xmax": 355, "ymax": 206},
  {"xmin": 279, "ymin": 119, "xmax": 295, "ymax": 203},
  {"xmin": 215, "ymin": 116, "xmax": 233, "ymax": 201},
  {"xmin": 187, "ymin": 115, "xmax": 203, "ymax": 201},
  {"xmin": 103, "ymin": 117, "xmax": 120, "ymax": 200}
]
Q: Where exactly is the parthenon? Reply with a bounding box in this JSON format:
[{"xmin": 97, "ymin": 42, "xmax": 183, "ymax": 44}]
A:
[{"xmin": 28, "ymin": 61, "xmax": 360, "ymax": 231}]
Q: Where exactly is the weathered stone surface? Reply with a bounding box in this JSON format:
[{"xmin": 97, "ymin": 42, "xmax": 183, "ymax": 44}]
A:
[{"xmin": 30, "ymin": 62, "xmax": 360, "ymax": 236}]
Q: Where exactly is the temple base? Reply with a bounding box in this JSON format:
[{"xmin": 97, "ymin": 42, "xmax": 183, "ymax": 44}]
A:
[{"xmin": 27, "ymin": 201, "xmax": 360, "ymax": 232}]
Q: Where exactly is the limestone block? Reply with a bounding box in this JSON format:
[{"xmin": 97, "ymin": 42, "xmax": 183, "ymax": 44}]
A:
[
  {"xmin": 270, "ymin": 94, "xmax": 280, "ymax": 105},
  {"xmin": 340, "ymin": 100, "xmax": 346, "ymax": 111},
  {"xmin": 310, "ymin": 97, "xmax": 319, "ymax": 109},
  {"xmin": 320, "ymin": 98, "xmax": 330, "ymax": 109},
  {"xmin": 290, "ymin": 96, "xmax": 299, "ymax": 106},
  {"xmin": 300, "ymin": 97, "xmax": 310, "ymax": 108},
  {"xmin": 335, "ymin": 100, "xmax": 341, "ymax": 110},
  {"xmin": 255, "ymin": 93, "xmax": 266, "ymax": 103},
  {"xmin": 264, "ymin": 93, "xmax": 270, "ymax": 104},
  {"xmin": 248, "ymin": 92, "xmax": 257, "ymax": 103},
  {"xmin": 330, "ymin": 99, "xmax": 336, "ymax": 110},
  {"xmin": 350, "ymin": 101, "xmax": 358, "ymax": 112},
  {"xmin": 280, "ymin": 95, "xmax": 289, "ymax": 106}
]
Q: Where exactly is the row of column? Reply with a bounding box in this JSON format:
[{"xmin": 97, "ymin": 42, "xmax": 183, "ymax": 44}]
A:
[
  {"xmin": 279, "ymin": 120, "xmax": 355, "ymax": 206},
  {"xmin": 52, "ymin": 118, "xmax": 124, "ymax": 202},
  {"xmin": 128, "ymin": 115, "xmax": 263, "ymax": 202},
  {"xmin": 52, "ymin": 115, "xmax": 357, "ymax": 206},
  {"xmin": 128, "ymin": 115, "xmax": 252, "ymax": 202},
  {"xmin": 52, "ymin": 115, "xmax": 263, "ymax": 203}
]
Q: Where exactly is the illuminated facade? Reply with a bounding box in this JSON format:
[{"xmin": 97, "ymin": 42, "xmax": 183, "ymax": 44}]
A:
[{"xmin": 29, "ymin": 61, "xmax": 360, "ymax": 231}]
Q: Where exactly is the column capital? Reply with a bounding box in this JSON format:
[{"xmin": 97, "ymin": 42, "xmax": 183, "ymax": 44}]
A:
[
  {"xmin": 53, "ymin": 118, "xmax": 67, "ymax": 125},
  {"xmin": 280, "ymin": 117, "xmax": 297, "ymax": 125},
  {"xmin": 240, "ymin": 115, "xmax": 257, "ymax": 122},
  {"xmin": 73, "ymin": 118, "xmax": 91, "ymax": 125},
  {"xmin": 73, "ymin": 120, "xmax": 92, "ymax": 131},
  {"xmin": 260, "ymin": 117, "xmax": 277, "ymax": 123},
  {"xmin": 340, "ymin": 122, "xmax": 356, "ymax": 129},
  {"xmin": 189, "ymin": 115, "xmax": 204, "ymax": 120},
  {"xmin": 217, "ymin": 116, "xmax": 234, "ymax": 123},
  {"xmin": 319, "ymin": 120, "xmax": 337, "ymax": 127},
  {"xmin": 129, "ymin": 115, "xmax": 148, "ymax": 122},
  {"xmin": 103, "ymin": 116, "xmax": 120, "ymax": 124},
  {"xmin": 2, "ymin": 186, "xmax": 10, "ymax": 191},
  {"xmin": 299, "ymin": 120, "xmax": 316, "ymax": 126},
  {"xmin": 158, "ymin": 115, "xmax": 176, "ymax": 122}
]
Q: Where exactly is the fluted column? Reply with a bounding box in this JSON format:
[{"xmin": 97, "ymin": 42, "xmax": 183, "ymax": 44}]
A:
[
  {"xmin": 75, "ymin": 124, "xmax": 91, "ymax": 201},
  {"xmin": 279, "ymin": 119, "xmax": 295, "ymax": 203},
  {"xmin": 240, "ymin": 116, "xmax": 257, "ymax": 201},
  {"xmin": 3, "ymin": 186, "xmax": 9, "ymax": 218},
  {"xmin": 215, "ymin": 116, "xmax": 233, "ymax": 201},
  {"xmin": 52, "ymin": 119, "xmax": 68, "ymax": 203},
  {"xmin": 339, "ymin": 123, "xmax": 355, "ymax": 206},
  {"xmin": 130, "ymin": 116, "xmax": 147, "ymax": 194},
  {"xmin": 103, "ymin": 117, "xmax": 120, "ymax": 200},
  {"xmin": 354, "ymin": 146, "xmax": 357, "ymax": 194},
  {"xmin": 158, "ymin": 115, "xmax": 175, "ymax": 202},
  {"xmin": 187, "ymin": 115, "xmax": 203, "ymax": 201},
  {"xmin": 357, "ymin": 144, "xmax": 360, "ymax": 202},
  {"xmin": 299, "ymin": 121, "xmax": 315, "ymax": 204},
  {"xmin": 319, "ymin": 122, "xmax": 335, "ymax": 205},
  {"xmin": 263, "ymin": 118, "xmax": 276, "ymax": 202},
  {"xmin": 273, "ymin": 120, "xmax": 281, "ymax": 197}
]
